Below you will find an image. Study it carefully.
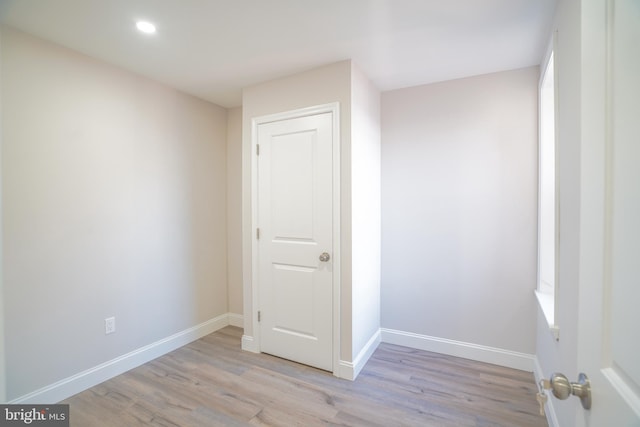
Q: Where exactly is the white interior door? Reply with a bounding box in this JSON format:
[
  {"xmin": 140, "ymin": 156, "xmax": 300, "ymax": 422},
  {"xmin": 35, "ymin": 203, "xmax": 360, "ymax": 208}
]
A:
[
  {"xmin": 578, "ymin": 0, "xmax": 640, "ymax": 424},
  {"xmin": 256, "ymin": 111, "xmax": 334, "ymax": 371}
]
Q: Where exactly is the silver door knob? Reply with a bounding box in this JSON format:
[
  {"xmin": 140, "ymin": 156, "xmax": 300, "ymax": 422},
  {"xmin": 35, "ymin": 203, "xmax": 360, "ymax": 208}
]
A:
[
  {"xmin": 319, "ymin": 252, "xmax": 330, "ymax": 262},
  {"xmin": 542, "ymin": 372, "xmax": 591, "ymax": 410}
]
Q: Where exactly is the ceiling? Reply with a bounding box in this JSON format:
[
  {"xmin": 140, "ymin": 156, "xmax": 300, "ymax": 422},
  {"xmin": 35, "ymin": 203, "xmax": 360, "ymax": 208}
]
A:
[{"xmin": 0, "ymin": 0, "xmax": 557, "ymax": 108}]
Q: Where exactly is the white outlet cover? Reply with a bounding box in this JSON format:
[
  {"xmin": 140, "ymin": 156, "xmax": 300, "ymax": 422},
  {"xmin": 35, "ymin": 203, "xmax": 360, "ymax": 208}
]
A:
[{"xmin": 105, "ymin": 317, "xmax": 115, "ymax": 334}]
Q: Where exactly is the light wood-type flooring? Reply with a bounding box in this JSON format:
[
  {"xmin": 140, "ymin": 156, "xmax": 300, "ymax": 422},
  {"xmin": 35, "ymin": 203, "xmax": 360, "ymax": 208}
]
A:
[{"xmin": 63, "ymin": 326, "xmax": 547, "ymax": 427}]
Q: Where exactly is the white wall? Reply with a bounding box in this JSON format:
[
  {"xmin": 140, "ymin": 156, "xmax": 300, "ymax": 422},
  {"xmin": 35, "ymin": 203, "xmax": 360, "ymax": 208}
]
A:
[
  {"xmin": 350, "ymin": 63, "xmax": 381, "ymax": 362},
  {"xmin": 226, "ymin": 107, "xmax": 243, "ymax": 318},
  {"xmin": 1, "ymin": 27, "xmax": 228, "ymax": 401},
  {"xmin": 535, "ymin": 0, "xmax": 581, "ymax": 425},
  {"xmin": 381, "ymin": 68, "xmax": 539, "ymax": 359}
]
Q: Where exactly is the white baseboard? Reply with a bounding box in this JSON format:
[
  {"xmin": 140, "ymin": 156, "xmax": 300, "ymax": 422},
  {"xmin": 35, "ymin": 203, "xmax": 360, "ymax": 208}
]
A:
[
  {"xmin": 10, "ymin": 313, "xmax": 234, "ymax": 404},
  {"xmin": 241, "ymin": 334, "xmax": 259, "ymax": 353},
  {"xmin": 353, "ymin": 329, "xmax": 382, "ymax": 379},
  {"xmin": 15, "ymin": 316, "xmax": 536, "ymax": 404},
  {"xmin": 228, "ymin": 313, "xmax": 244, "ymax": 328},
  {"xmin": 334, "ymin": 360, "xmax": 355, "ymax": 380},
  {"xmin": 533, "ymin": 356, "xmax": 559, "ymax": 427},
  {"xmin": 335, "ymin": 329, "xmax": 381, "ymax": 381},
  {"xmin": 380, "ymin": 328, "xmax": 534, "ymax": 372}
]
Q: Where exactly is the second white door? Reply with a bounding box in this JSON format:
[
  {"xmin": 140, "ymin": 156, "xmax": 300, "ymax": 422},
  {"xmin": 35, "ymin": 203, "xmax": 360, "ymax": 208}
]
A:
[
  {"xmin": 577, "ymin": 0, "xmax": 640, "ymax": 424},
  {"xmin": 257, "ymin": 111, "xmax": 334, "ymax": 371}
]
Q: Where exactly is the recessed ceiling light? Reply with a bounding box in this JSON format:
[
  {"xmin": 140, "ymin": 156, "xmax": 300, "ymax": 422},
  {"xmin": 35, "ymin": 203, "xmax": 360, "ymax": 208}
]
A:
[{"xmin": 136, "ymin": 21, "xmax": 156, "ymax": 34}]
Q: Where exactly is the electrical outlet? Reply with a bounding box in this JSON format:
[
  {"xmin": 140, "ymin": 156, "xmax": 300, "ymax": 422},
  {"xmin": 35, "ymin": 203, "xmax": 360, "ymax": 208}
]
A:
[{"xmin": 105, "ymin": 317, "xmax": 116, "ymax": 335}]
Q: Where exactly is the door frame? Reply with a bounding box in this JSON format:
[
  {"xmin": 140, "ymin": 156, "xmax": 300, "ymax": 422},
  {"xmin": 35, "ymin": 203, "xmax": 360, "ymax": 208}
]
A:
[{"xmin": 249, "ymin": 102, "xmax": 341, "ymax": 374}]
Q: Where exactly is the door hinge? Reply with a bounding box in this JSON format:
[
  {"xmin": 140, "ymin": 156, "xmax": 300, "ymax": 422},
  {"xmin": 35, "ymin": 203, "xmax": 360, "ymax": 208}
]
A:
[
  {"xmin": 256, "ymin": 228, "xmax": 260, "ymax": 239},
  {"xmin": 258, "ymin": 311, "xmax": 261, "ymax": 322},
  {"xmin": 256, "ymin": 144, "xmax": 260, "ymax": 156}
]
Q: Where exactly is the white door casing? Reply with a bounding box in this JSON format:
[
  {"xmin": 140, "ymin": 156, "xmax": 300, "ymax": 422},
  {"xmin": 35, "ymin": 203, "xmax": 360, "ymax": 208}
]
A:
[
  {"xmin": 250, "ymin": 103, "xmax": 340, "ymax": 372},
  {"xmin": 578, "ymin": 0, "xmax": 640, "ymax": 424}
]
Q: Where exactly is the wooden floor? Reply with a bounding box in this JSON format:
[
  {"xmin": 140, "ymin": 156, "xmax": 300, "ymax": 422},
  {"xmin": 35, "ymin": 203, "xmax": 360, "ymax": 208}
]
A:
[{"xmin": 63, "ymin": 327, "xmax": 547, "ymax": 427}]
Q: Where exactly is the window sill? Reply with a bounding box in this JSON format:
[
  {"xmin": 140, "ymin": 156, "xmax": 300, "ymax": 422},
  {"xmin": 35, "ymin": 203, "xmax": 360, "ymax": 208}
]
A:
[{"xmin": 535, "ymin": 290, "xmax": 560, "ymax": 341}]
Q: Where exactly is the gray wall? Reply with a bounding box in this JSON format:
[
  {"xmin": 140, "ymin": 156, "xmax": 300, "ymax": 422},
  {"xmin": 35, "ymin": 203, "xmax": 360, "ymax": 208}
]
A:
[
  {"xmin": 1, "ymin": 27, "xmax": 228, "ymax": 400},
  {"xmin": 381, "ymin": 67, "xmax": 539, "ymax": 354},
  {"xmin": 226, "ymin": 107, "xmax": 243, "ymax": 317}
]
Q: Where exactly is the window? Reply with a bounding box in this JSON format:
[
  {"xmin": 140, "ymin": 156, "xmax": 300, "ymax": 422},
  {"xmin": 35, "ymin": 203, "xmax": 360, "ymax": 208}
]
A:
[{"xmin": 536, "ymin": 46, "xmax": 559, "ymax": 339}]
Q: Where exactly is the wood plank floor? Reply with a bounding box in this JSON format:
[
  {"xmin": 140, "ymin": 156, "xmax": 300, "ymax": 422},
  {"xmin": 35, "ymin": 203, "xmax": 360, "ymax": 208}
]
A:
[{"xmin": 62, "ymin": 326, "xmax": 547, "ymax": 427}]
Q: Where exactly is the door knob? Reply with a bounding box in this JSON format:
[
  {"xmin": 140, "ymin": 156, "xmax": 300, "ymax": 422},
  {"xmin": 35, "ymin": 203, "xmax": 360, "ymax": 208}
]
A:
[
  {"xmin": 319, "ymin": 252, "xmax": 330, "ymax": 262},
  {"xmin": 540, "ymin": 372, "xmax": 591, "ymax": 410}
]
